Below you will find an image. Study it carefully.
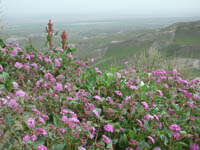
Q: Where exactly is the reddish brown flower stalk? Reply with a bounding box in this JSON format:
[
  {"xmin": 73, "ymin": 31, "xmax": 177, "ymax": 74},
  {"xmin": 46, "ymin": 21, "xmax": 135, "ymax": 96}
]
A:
[
  {"xmin": 46, "ymin": 19, "xmax": 54, "ymax": 50},
  {"xmin": 61, "ymin": 31, "xmax": 68, "ymax": 50}
]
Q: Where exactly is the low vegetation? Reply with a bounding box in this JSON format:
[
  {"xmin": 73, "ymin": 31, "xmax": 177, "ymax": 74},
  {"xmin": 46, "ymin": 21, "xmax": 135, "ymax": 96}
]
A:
[{"xmin": 0, "ymin": 21, "xmax": 199, "ymax": 150}]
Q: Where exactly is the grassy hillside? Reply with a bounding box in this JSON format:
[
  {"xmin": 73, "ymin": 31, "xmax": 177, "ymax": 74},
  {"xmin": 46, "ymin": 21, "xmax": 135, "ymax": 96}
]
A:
[
  {"xmin": 97, "ymin": 20, "xmax": 200, "ymax": 77},
  {"xmin": 0, "ymin": 39, "xmax": 200, "ymax": 150},
  {"xmin": 0, "ymin": 20, "xmax": 200, "ymax": 150},
  {"xmin": 161, "ymin": 21, "xmax": 200, "ymax": 58}
]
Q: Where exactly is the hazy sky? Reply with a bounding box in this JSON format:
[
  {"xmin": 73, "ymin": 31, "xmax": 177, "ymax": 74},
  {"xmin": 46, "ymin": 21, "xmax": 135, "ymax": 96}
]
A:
[{"xmin": 3, "ymin": 0, "xmax": 200, "ymax": 19}]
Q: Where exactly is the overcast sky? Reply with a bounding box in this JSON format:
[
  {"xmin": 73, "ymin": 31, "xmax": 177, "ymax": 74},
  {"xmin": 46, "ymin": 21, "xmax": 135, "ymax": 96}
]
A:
[{"xmin": 3, "ymin": 0, "xmax": 200, "ymax": 19}]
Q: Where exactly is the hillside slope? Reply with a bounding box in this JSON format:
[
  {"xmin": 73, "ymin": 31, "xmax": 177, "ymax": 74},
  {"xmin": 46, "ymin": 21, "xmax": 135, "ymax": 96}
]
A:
[{"xmin": 102, "ymin": 20, "xmax": 200, "ymax": 72}]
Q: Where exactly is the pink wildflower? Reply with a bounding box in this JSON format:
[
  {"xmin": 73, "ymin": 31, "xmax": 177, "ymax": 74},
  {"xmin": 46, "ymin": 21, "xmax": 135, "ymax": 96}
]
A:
[
  {"xmin": 153, "ymin": 147, "xmax": 161, "ymax": 150},
  {"xmin": 26, "ymin": 54, "xmax": 31, "ymax": 60},
  {"xmin": 35, "ymin": 128, "xmax": 47, "ymax": 136},
  {"xmin": 32, "ymin": 108, "xmax": 41, "ymax": 115},
  {"xmin": 54, "ymin": 58, "xmax": 61, "ymax": 67},
  {"xmin": 156, "ymin": 79, "xmax": 161, "ymax": 84},
  {"xmin": 95, "ymin": 67, "xmax": 102, "ymax": 74},
  {"xmin": 187, "ymin": 102, "xmax": 194, "ymax": 109},
  {"xmin": 104, "ymin": 124, "xmax": 114, "ymax": 133},
  {"xmin": 128, "ymin": 139, "xmax": 138, "ymax": 146},
  {"xmin": 78, "ymin": 146, "xmax": 86, "ymax": 150},
  {"xmin": 172, "ymin": 69, "xmax": 178, "ymax": 75},
  {"xmin": 137, "ymin": 119, "xmax": 144, "ymax": 129},
  {"xmin": 102, "ymin": 135, "xmax": 112, "ymax": 144},
  {"xmin": 114, "ymin": 90, "xmax": 123, "ymax": 97},
  {"xmin": 59, "ymin": 128, "xmax": 66, "ymax": 134},
  {"xmin": 164, "ymin": 83, "xmax": 169, "ymax": 88},
  {"xmin": 0, "ymin": 65, "xmax": 3, "ymax": 72},
  {"xmin": 169, "ymin": 124, "xmax": 181, "ymax": 131},
  {"xmin": 193, "ymin": 94, "xmax": 199, "ymax": 100},
  {"xmin": 1, "ymin": 48, "xmax": 6, "ymax": 53},
  {"xmin": 66, "ymin": 96, "xmax": 74, "ymax": 100},
  {"xmin": 90, "ymin": 58, "xmax": 95, "ymax": 63},
  {"xmin": 157, "ymin": 122, "xmax": 162, "ymax": 129},
  {"xmin": 41, "ymin": 114, "xmax": 49, "ymax": 120},
  {"xmin": 32, "ymin": 63, "xmax": 38, "ymax": 70},
  {"xmin": 31, "ymin": 135, "xmax": 37, "ymax": 142},
  {"xmin": 23, "ymin": 135, "xmax": 30, "ymax": 142},
  {"xmin": 24, "ymin": 63, "xmax": 30, "ymax": 72},
  {"xmin": 147, "ymin": 136, "xmax": 155, "ymax": 144},
  {"xmin": 15, "ymin": 62, "xmax": 23, "ymax": 69},
  {"xmin": 151, "ymin": 102, "xmax": 156, "ymax": 107},
  {"xmin": 190, "ymin": 143, "xmax": 199, "ymax": 150},
  {"xmin": 116, "ymin": 72, "xmax": 121, "ymax": 79},
  {"xmin": 37, "ymin": 145, "xmax": 47, "ymax": 150},
  {"xmin": 130, "ymin": 69, "xmax": 136, "ymax": 74},
  {"xmin": 144, "ymin": 114, "xmax": 151, "ymax": 121},
  {"xmin": 15, "ymin": 90, "xmax": 26, "ymax": 97},
  {"xmin": 27, "ymin": 118, "xmax": 35, "ymax": 129},
  {"xmin": 9, "ymin": 99, "xmax": 18, "ymax": 109},
  {"xmin": 44, "ymin": 73, "xmax": 53, "ymax": 80},
  {"xmin": 153, "ymin": 114, "xmax": 159, "ymax": 121},
  {"xmin": 62, "ymin": 116, "xmax": 68, "ymax": 123},
  {"xmin": 93, "ymin": 109, "xmax": 100, "ymax": 118},
  {"xmin": 50, "ymin": 78, "xmax": 56, "ymax": 83},
  {"xmin": 44, "ymin": 57, "xmax": 52, "ymax": 63},
  {"xmin": 89, "ymin": 126, "xmax": 96, "ymax": 139},
  {"xmin": 172, "ymin": 132, "xmax": 181, "ymax": 140},
  {"xmin": 57, "ymin": 48, "xmax": 64, "ymax": 52},
  {"xmin": 67, "ymin": 52, "xmax": 74, "ymax": 60},
  {"xmin": 10, "ymin": 49, "xmax": 18, "ymax": 56},
  {"xmin": 38, "ymin": 117, "xmax": 45, "ymax": 124},
  {"xmin": 136, "ymin": 77, "xmax": 140, "ymax": 84},
  {"xmin": 53, "ymin": 82, "xmax": 63, "ymax": 91},
  {"xmin": 141, "ymin": 101, "xmax": 149, "ymax": 110},
  {"xmin": 156, "ymin": 90, "xmax": 163, "ymax": 97},
  {"xmin": 56, "ymin": 74, "xmax": 65, "ymax": 80},
  {"xmin": 128, "ymin": 85, "xmax": 137, "ymax": 90},
  {"xmin": 21, "ymin": 55, "xmax": 24, "ymax": 59},
  {"xmin": 12, "ymin": 82, "xmax": 19, "ymax": 88},
  {"xmin": 93, "ymin": 95, "xmax": 101, "ymax": 101},
  {"xmin": 36, "ymin": 80, "xmax": 43, "ymax": 87}
]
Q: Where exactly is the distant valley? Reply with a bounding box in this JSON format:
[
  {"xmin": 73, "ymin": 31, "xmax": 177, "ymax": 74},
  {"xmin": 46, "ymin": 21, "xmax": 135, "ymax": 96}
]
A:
[{"xmin": 1, "ymin": 17, "xmax": 200, "ymax": 77}]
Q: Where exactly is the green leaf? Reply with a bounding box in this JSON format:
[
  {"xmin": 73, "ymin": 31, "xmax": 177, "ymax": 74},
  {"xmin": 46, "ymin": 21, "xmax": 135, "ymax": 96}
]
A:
[
  {"xmin": 0, "ymin": 39, "xmax": 6, "ymax": 48},
  {"xmin": 26, "ymin": 104, "xmax": 37, "ymax": 109},
  {"xmin": 106, "ymin": 142, "xmax": 113, "ymax": 149},
  {"xmin": 1, "ymin": 137, "xmax": 15, "ymax": 150},
  {"xmin": 160, "ymin": 134, "xmax": 168, "ymax": 146},
  {"xmin": 138, "ymin": 141, "xmax": 150, "ymax": 149},
  {"xmin": 5, "ymin": 114, "xmax": 14, "ymax": 127},
  {"xmin": 0, "ymin": 84, "xmax": 5, "ymax": 89},
  {"xmin": 1, "ymin": 72, "xmax": 9, "ymax": 82},
  {"xmin": 5, "ymin": 80, "xmax": 13, "ymax": 90},
  {"xmin": 144, "ymin": 121, "xmax": 150, "ymax": 131},
  {"xmin": 177, "ymin": 142, "xmax": 188, "ymax": 147},
  {"xmin": 49, "ymin": 132, "xmax": 54, "ymax": 140},
  {"xmin": 47, "ymin": 34, "xmax": 51, "ymax": 42},
  {"xmin": 53, "ymin": 116, "xmax": 58, "ymax": 126},
  {"xmin": 114, "ymin": 123, "xmax": 121, "ymax": 133},
  {"xmin": 128, "ymin": 130, "xmax": 134, "ymax": 138},
  {"xmin": 33, "ymin": 137, "xmax": 46, "ymax": 149},
  {"xmin": 54, "ymin": 31, "xmax": 59, "ymax": 36},
  {"xmin": 171, "ymin": 102, "xmax": 180, "ymax": 112},
  {"xmin": 53, "ymin": 142, "xmax": 66, "ymax": 150},
  {"xmin": 119, "ymin": 134, "xmax": 128, "ymax": 148}
]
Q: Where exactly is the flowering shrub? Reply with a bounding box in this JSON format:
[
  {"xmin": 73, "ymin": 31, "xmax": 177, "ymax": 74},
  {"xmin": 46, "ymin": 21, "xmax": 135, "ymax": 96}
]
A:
[{"xmin": 0, "ymin": 21, "xmax": 200, "ymax": 150}]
